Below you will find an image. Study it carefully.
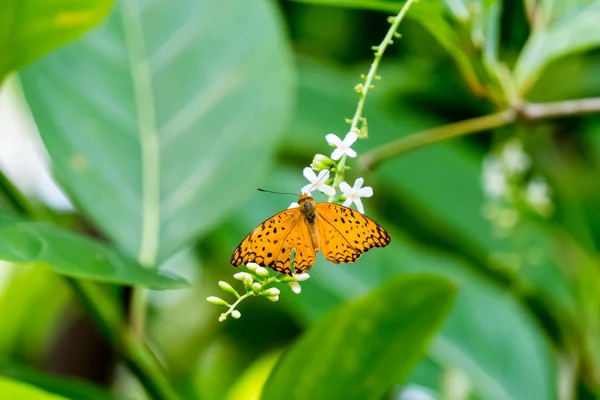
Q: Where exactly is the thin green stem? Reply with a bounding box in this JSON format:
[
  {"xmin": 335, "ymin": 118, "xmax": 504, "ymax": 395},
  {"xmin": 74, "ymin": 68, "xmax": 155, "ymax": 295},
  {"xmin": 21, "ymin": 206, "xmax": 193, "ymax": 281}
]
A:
[
  {"xmin": 359, "ymin": 97, "xmax": 600, "ymax": 170},
  {"xmin": 360, "ymin": 110, "xmax": 516, "ymax": 170},
  {"xmin": 349, "ymin": 0, "xmax": 415, "ymax": 135}
]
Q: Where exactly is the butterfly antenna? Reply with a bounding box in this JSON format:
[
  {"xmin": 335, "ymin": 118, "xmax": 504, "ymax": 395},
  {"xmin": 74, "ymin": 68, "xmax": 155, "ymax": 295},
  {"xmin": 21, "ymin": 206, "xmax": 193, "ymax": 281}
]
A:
[
  {"xmin": 306, "ymin": 165, "xmax": 334, "ymax": 194},
  {"xmin": 257, "ymin": 188, "xmax": 297, "ymax": 197}
]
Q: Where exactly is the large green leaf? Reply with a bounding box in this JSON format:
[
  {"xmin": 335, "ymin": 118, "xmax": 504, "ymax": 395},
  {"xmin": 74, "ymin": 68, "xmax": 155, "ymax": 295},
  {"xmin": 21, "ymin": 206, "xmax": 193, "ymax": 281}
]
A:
[
  {"xmin": 0, "ymin": 214, "xmax": 187, "ymax": 289},
  {"xmin": 20, "ymin": 0, "xmax": 293, "ymax": 266},
  {"xmin": 0, "ymin": 0, "xmax": 112, "ymax": 82},
  {"xmin": 0, "ymin": 376, "xmax": 68, "ymax": 400},
  {"xmin": 514, "ymin": 1, "xmax": 600, "ymax": 95},
  {"xmin": 261, "ymin": 275, "xmax": 455, "ymax": 400}
]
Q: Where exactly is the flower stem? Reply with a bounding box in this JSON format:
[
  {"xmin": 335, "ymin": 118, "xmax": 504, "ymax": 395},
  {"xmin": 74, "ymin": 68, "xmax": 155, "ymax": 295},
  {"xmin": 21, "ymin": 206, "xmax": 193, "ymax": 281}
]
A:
[
  {"xmin": 349, "ymin": 0, "xmax": 416, "ymax": 135},
  {"xmin": 359, "ymin": 97, "xmax": 600, "ymax": 170}
]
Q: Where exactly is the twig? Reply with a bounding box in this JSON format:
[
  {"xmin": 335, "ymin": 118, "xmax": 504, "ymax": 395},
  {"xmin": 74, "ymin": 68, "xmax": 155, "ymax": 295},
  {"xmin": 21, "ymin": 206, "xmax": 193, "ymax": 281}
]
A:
[{"xmin": 360, "ymin": 97, "xmax": 600, "ymax": 170}]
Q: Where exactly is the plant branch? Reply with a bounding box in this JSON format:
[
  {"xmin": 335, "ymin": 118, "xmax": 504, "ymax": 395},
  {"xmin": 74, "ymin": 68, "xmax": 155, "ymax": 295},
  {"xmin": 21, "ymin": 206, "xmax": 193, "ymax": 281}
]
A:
[
  {"xmin": 360, "ymin": 97, "xmax": 600, "ymax": 170},
  {"xmin": 349, "ymin": 0, "xmax": 415, "ymax": 135}
]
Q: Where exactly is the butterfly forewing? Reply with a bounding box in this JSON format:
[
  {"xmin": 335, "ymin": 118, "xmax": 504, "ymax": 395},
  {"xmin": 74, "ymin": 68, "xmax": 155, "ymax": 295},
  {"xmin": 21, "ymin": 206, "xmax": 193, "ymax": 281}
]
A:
[
  {"xmin": 315, "ymin": 202, "xmax": 391, "ymax": 264},
  {"xmin": 230, "ymin": 208, "xmax": 317, "ymax": 274}
]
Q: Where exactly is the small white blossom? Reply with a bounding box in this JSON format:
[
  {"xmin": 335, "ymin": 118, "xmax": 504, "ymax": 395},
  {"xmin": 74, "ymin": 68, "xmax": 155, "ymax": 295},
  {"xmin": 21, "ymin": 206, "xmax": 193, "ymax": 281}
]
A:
[
  {"xmin": 288, "ymin": 281, "xmax": 302, "ymax": 294},
  {"xmin": 500, "ymin": 139, "xmax": 531, "ymax": 174},
  {"xmin": 301, "ymin": 167, "xmax": 335, "ymax": 196},
  {"xmin": 325, "ymin": 131, "xmax": 358, "ymax": 160},
  {"xmin": 481, "ymin": 156, "xmax": 506, "ymax": 198},
  {"xmin": 294, "ymin": 273, "xmax": 310, "ymax": 281},
  {"xmin": 526, "ymin": 177, "xmax": 552, "ymax": 214},
  {"xmin": 339, "ymin": 177, "xmax": 373, "ymax": 214}
]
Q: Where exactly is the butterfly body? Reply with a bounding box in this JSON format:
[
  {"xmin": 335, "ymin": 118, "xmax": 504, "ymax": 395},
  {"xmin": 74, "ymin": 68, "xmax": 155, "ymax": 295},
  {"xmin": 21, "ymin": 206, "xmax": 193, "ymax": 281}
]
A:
[{"xmin": 230, "ymin": 194, "xmax": 391, "ymax": 275}]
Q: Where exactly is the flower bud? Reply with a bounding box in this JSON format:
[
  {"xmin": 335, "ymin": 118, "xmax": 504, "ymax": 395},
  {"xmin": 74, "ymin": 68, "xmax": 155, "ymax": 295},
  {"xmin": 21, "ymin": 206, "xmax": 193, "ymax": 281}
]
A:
[
  {"xmin": 218, "ymin": 281, "xmax": 239, "ymax": 297},
  {"xmin": 294, "ymin": 273, "xmax": 310, "ymax": 282},
  {"xmin": 255, "ymin": 266, "xmax": 270, "ymax": 277},
  {"xmin": 234, "ymin": 272, "xmax": 251, "ymax": 281},
  {"xmin": 267, "ymin": 295, "xmax": 279, "ymax": 302},
  {"xmin": 262, "ymin": 287, "xmax": 280, "ymax": 297},
  {"xmin": 288, "ymin": 281, "xmax": 301, "ymax": 294},
  {"xmin": 310, "ymin": 154, "xmax": 334, "ymax": 171},
  {"xmin": 252, "ymin": 282, "xmax": 262, "ymax": 294},
  {"xmin": 246, "ymin": 262, "xmax": 259, "ymax": 272},
  {"xmin": 219, "ymin": 314, "xmax": 227, "ymax": 322},
  {"xmin": 231, "ymin": 310, "xmax": 242, "ymax": 319},
  {"xmin": 206, "ymin": 296, "xmax": 229, "ymax": 306}
]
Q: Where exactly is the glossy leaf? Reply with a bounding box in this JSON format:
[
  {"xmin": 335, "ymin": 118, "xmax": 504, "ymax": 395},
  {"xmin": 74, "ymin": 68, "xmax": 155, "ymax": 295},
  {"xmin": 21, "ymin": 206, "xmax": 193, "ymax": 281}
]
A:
[
  {"xmin": 261, "ymin": 275, "xmax": 455, "ymax": 400},
  {"xmin": 20, "ymin": 0, "xmax": 293, "ymax": 266},
  {"xmin": 0, "ymin": 0, "xmax": 112, "ymax": 82},
  {"xmin": 0, "ymin": 215, "xmax": 187, "ymax": 289}
]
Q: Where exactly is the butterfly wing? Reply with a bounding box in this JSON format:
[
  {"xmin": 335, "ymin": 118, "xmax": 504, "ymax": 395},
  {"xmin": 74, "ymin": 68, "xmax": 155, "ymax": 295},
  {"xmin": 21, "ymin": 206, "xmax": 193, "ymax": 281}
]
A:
[
  {"xmin": 315, "ymin": 202, "xmax": 391, "ymax": 264},
  {"xmin": 230, "ymin": 208, "xmax": 317, "ymax": 275}
]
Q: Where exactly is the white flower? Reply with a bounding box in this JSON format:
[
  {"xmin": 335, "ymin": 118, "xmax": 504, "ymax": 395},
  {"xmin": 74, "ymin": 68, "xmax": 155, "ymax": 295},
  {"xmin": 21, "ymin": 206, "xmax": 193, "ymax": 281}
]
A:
[
  {"xmin": 325, "ymin": 131, "xmax": 358, "ymax": 160},
  {"xmin": 339, "ymin": 177, "xmax": 373, "ymax": 214},
  {"xmin": 301, "ymin": 167, "xmax": 335, "ymax": 197},
  {"xmin": 288, "ymin": 202, "xmax": 299, "ymax": 209},
  {"xmin": 481, "ymin": 156, "xmax": 506, "ymax": 198},
  {"xmin": 526, "ymin": 177, "xmax": 552, "ymax": 214},
  {"xmin": 500, "ymin": 139, "xmax": 530, "ymax": 174}
]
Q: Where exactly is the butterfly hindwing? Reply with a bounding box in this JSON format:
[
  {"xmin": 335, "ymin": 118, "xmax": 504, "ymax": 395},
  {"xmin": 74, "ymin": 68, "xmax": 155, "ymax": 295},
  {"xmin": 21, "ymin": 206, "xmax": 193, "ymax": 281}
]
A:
[
  {"xmin": 315, "ymin": 202, "xmax": 391, "ymax": 264},
  {"xmin": 230, "ymin": 208, "xmax": 317, "ymax": 275}
]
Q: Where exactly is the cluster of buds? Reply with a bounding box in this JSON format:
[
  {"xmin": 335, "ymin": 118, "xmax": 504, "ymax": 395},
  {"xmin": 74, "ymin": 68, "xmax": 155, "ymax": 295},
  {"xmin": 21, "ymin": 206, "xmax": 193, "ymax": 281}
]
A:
[{"xmin": 207, "ymin": 261, "xmax": 309, "ymax": 322}]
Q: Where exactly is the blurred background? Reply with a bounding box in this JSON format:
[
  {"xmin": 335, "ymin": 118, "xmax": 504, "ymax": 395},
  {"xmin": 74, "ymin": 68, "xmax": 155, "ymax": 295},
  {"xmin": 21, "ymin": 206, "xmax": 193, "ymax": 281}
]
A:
[{"xmin": 2, "ymin": 0, "xmax": 600, "ymax": 399}]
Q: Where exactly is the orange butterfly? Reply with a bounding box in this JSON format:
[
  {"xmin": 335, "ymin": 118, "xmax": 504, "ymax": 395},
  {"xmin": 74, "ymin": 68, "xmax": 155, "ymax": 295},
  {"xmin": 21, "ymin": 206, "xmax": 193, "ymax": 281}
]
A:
[{"xmin": 230, "ymin": 194, "xmax": 391, "ymax": 275}]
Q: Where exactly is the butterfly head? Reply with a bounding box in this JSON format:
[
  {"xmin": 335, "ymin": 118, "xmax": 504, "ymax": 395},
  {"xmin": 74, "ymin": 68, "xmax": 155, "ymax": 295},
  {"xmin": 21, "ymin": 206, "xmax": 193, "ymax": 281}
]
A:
[{"xmin": 298, "ymin": 193, "xmax": 316, "ymax": 221}]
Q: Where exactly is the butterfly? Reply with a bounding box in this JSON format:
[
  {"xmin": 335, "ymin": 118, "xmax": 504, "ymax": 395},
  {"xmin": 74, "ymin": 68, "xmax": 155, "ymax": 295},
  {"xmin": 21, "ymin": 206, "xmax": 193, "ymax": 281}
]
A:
[{"xmin": 230, "ymin": 193, "xmax": 391, "ymax": 275}]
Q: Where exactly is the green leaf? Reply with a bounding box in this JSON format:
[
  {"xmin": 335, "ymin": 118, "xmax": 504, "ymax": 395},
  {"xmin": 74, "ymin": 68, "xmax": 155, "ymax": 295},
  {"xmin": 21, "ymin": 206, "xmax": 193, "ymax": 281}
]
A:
[
  {"xmin": 0, "ymin": 215, "xmax": 187, "ymax": 289},
  {"xmin": 20, "ymin": 0, "xmax": 294, "ymax": 266},
  {"xmin": 0, "ymin": 362, "xmax": 111, "ymax": 400},
  {"xmin": 0, "ymin": 0, "xmax": 113, "ymax": 83},
  {"xmin": 0, "ymin": 376, "xmax": 69, "ymax": 400},
  {"xmin": 261, "ymin": 275, "xmax": 456, "ymax": 400},
  {"xmin": 514, "ymin": 1, "xmax": 600, "ymax": 95}
]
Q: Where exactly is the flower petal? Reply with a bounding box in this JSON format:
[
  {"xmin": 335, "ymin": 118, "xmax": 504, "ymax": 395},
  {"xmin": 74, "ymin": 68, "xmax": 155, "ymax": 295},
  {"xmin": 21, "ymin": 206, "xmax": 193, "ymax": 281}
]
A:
[
  {"xmin": 319, "ymin": 184, "xmax": 336, "ymax": 197},
  {"xmin": 300, "ymin": 184, "xmax": 313, "ymax": 194},
  {"xmin": 345, "ymin": 148, "xmax": 357, "ymax": 158},
  {"xmin": 325, "ymin": 133, "xmax": 342, "ymax": 146},
  {"xmin": 358, "ymin": 186, "xmax": 373, "ymax": 197},
  {"xmin": 343, "ymin": 131, "xmax": 358, "ymax": 146},
  {"xmin": 331, "ymin": 148, "xmax": 343, "ymax": 161},
  {"xmin": 342, "ymin": 198, "xmax": 353, "ymax": 208},
  {"xmin": 352, "ymin": 177, "xmax": 365, "ymax": 190},
  {"xmin": 288, "ymin": 202, "xmax": 300, "ymax": 209},
  {"xmin": 303, "ymin": 167, "xmax": 317, "ymax": 181},
  {"xmin": 338, "ymin": 181, "xmax": 352, "ymax": 194},
  {"xmin": 354, "ymin": 198, "xmax": 365, "ymax": 214}
]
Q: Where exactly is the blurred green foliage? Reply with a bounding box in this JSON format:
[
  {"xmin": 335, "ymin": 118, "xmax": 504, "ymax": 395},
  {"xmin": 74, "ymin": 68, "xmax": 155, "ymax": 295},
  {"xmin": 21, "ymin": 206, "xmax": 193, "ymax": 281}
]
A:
[{"xmin": 1, "ymin": 0, "xmax": 600, "ymax": 399}]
